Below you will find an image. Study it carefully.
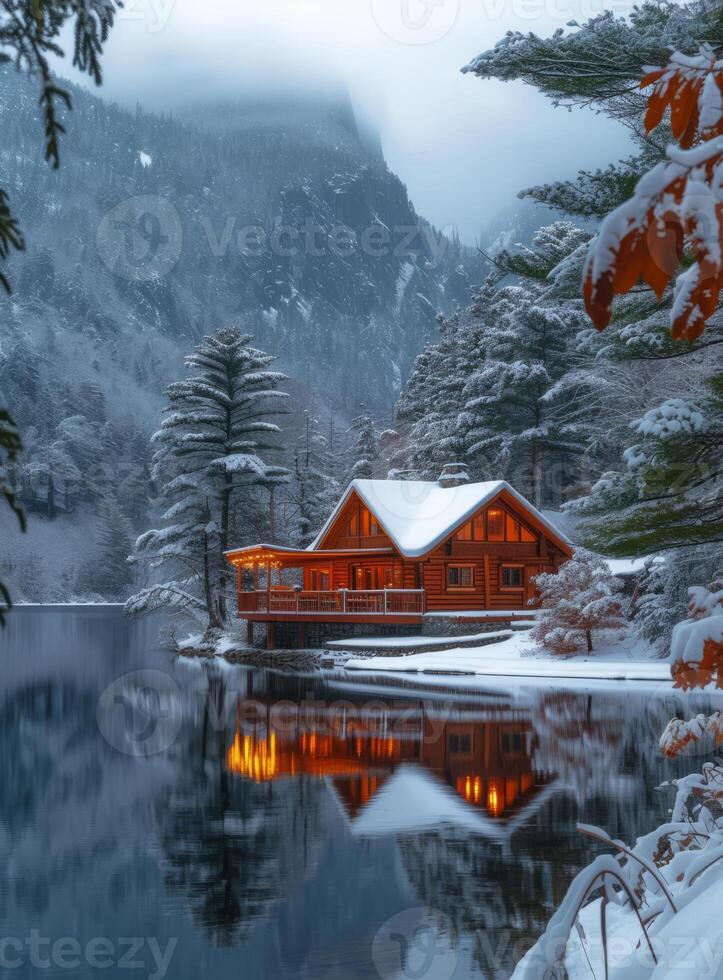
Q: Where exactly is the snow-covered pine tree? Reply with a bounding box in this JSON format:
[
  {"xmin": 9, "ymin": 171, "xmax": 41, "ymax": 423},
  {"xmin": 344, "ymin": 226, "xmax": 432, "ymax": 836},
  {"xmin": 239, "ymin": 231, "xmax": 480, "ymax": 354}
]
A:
[
  {"xmin": 0, "ymin": 0, "xmax": 122, "ymax": 619},
  {"xmin": 394, "ymin": 223, "xmax": 610, "ymax": 504},
  {"xmin": 463, "ymin": 288, "xmax": 588, "ymax": 508},
  {"xmin": 346, "ymin": 408, "xmax": 380, "ymax": 482},
  {"xmin": 567, "ymin": 374, "xmax": 723, "ymax": 555},
  {"xmin": 462, "ymin": 2, "xmax": 720, "ymax": 218},
  {"xmin": 633, "ymin": 546, "xmax": 722, "ymax": 657},
  {"xmin": 290, "ymin": 411, "xmax": 340, "ymax": 546},
  {"xmin": 395, "ymin": 309, "xmax": 476, "ymax": 480},
  {"xmin": 462, "ymin": 224, "xmax": 596, "ymax": 507},
  {"xmin": 532, "ymin": 549, "xmax": 626, "ymax": 654},
  {"xmin": 126, "ymin": 328, "xmax": 289, "ymax": 630},
  {"xmin": 74, "ymin": 503, "xmax": 135, "ymax": 601},
  {"xmin": 0, "ymin": 409, "xmax": 24, "ymax": 624}
]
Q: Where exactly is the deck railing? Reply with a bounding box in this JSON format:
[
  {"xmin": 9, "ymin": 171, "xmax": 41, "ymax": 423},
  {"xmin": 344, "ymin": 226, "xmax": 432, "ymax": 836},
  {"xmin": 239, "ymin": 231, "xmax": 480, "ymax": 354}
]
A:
[{"xmin": 238, "ymin": 589, "xmax": 425, "ymax": 616}]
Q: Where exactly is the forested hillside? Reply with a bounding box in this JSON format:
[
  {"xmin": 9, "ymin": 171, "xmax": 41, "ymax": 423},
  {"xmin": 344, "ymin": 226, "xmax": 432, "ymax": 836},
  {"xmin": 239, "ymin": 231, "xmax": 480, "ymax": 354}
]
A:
[{"xmin": 0, "ymin": 68, "xmax": 480, "ymax": 601}]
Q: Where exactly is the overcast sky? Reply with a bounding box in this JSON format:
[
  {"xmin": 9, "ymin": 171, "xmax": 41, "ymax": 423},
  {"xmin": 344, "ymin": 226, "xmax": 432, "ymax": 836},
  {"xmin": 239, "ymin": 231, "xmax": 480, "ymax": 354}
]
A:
[{"xmin": 62, "ymin": 0, "xmax": 635, "ymax": 243}]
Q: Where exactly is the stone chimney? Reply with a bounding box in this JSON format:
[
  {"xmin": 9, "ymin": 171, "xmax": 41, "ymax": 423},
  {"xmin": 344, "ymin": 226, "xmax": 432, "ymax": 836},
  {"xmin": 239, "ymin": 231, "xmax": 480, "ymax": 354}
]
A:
[{"xmin": 437, "ymin": 462, "xmax": 470, "ymax": 488}]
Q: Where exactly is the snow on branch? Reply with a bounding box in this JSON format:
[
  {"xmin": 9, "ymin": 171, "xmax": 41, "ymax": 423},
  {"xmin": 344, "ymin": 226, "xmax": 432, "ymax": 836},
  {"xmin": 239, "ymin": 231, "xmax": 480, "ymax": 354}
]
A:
[
  {"xmin": 667, "ymin": 581, "xmax": 723, "ymax": 697},
  {"xmin": 584, "ymin": 46, "xmax": 723, "ymax": 341},
  {"xmin": 124, "ymin": 583, "xmax": 207, "ymax": 617}
]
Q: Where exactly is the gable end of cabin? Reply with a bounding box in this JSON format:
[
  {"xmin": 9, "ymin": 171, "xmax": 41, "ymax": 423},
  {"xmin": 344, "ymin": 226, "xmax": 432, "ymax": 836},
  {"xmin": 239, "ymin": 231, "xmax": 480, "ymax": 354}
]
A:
[{"xmin": 416, "ymin": 490, "xmax": 571, "ymax": 612}]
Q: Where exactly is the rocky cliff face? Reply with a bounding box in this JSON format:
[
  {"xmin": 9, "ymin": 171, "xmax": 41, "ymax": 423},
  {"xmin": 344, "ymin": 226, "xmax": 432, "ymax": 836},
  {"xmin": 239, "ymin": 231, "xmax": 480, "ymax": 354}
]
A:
[{"xmin": 0, "ymin": 70, "xmax": 480, "ymax": 418}]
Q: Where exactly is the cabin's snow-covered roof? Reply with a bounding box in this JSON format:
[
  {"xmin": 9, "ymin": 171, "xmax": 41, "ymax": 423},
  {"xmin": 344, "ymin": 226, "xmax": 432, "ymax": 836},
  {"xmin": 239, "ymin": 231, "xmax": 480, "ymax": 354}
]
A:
[{"xmin": 310, "ymin": 479, "xmax": 572, "ymax": 557}]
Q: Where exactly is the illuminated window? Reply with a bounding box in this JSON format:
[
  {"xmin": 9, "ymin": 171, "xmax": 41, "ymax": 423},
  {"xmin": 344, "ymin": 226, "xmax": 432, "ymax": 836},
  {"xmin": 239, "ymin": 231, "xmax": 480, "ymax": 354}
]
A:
[
  {"xmin": 448, "ymin": 565, "xmax": 474, "ymax": 589},
  {"xmin": 359, "ymin": 509, "xmax": 383, "ymax": 536},
  {"xmin": 349, "ymin": 511, "xmax": 359, "ymax": 535},
  {"xmin": 501, "ymin": 566, "xmax": 524, "ymax": 588},
  {"xmin": 308, "ymin": 569, "xmax": 331, "ymax": 590},
  {"xmin": 487, "ymin": 509, "xmax": 505, "ymax": 541},
  {"xmin": 473, "ymin": 514, "xmax": 485, "ymax": 540},
  {"xmin": 456, "ymin": 521, "xmax": 473, "ymax": 541},
  {"xmin": 505, "ymin": 513, "xmax": 520, "ymax": 541},
  {"xmin": 520, "ymin": 524, "xmax": 535, "ymax": 542},
  {"xmin": 487, "ymin": 781, "xmax": 502, "ymax": 817}
]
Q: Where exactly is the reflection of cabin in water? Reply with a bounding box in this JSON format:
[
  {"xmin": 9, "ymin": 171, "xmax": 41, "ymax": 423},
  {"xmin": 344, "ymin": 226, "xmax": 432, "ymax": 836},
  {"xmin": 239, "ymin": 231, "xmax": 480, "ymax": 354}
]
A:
[
  {"xmin": 225, "ymin": 466, "xmax": 573, "ymax": 647},
  {"xmin": 225, "ymin": 694, "xmax": 556, "ymax": 835}
]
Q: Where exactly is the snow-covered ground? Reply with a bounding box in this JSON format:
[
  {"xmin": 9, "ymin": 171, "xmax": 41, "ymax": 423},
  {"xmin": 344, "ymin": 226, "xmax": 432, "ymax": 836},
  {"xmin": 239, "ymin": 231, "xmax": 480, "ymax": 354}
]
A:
[{"xmin": 345, "ymin": 630, "xmax": 672, "ymax": 682}]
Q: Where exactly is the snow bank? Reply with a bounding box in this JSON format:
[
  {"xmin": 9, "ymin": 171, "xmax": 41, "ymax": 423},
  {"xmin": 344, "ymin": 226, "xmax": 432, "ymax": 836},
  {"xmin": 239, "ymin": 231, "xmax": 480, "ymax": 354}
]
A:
[{"xmin": 346, "ymin": 632, "xmax": 670, "ymax": 682}]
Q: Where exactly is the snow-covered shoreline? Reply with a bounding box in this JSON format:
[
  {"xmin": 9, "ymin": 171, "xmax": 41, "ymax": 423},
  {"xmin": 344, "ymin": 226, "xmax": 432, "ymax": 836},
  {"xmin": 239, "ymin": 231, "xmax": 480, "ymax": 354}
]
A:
[{"xmin": 345, "ymin": 631, "xmax": 673, "ymax": 683}]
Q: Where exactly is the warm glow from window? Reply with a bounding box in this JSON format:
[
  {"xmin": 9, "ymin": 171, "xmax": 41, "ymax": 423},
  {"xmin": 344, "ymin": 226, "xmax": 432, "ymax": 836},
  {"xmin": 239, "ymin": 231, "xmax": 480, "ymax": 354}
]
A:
[
  {"xmin": 456, "ymin": 521, "xmax": 473, "ymax": 541},
  {"xmin": 454, "ymin": 515, "xmax": 486, "ymax": 541},
  {"xmin": 226, "ymin": 731, "xmax": 279, "ymax": 781},
  {"xmin": 520, "ymin": 524, "xmax": 535, "ymax": 542},
  {"xmin": 358, "ymin": 508, "xmax": 383, "ymax": 536},
  {"xmin": 487, "ymin": 781, "xmax": 502, "ymax": 817},
  {"xmin": 226, "ymin": 725, "xmax": 403, "ymax": 783},
  {"xmin": 459, "ymin": 775, "xmax": 482, "ymax": 804},
  {"xmin": 487, "ymin": 509, "xmax": 505, "ymax": 541},
  {"xmin": 505, "ymin": 513, "xmax": 519, "ymax": 541}
]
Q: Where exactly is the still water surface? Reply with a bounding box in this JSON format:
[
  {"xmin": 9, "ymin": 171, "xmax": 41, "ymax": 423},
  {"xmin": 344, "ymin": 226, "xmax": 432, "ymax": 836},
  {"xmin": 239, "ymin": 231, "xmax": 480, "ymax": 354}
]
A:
[{"xmin": 0, "ymin": 608, "xmax": 713, "ymax": 979}]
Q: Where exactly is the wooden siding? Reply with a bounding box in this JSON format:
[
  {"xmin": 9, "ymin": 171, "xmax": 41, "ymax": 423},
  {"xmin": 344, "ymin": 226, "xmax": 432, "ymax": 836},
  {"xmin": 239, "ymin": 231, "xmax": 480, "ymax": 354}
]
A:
[
  {"xmin": 413, "ymin": 550, "xmax": 559, "ymax": 611},
  {"xmin": 319, "ymin": 493, "xmax": 393, "ymax": 550},
  {"xmin": 401, "ymin": 491, "xmax": 568, "ymax": 612}
]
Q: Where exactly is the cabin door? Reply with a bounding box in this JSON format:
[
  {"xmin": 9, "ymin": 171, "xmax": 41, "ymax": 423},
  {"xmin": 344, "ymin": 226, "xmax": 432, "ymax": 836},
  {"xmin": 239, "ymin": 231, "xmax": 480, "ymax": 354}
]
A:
[
  {"xmin": 351, "ymin": 564, "xmax": 396, "ymax": 590},
  {"xmin": 306, "ymin": 568, "xmax": 331, "ymax": 591}
]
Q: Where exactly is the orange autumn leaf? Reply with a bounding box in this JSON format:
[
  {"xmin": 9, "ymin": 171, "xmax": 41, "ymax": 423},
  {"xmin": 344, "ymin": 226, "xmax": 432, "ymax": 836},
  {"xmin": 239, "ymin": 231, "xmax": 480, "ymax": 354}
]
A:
[
  {"xmin": 671, "ymin": 638, "xmax": 723, "ymax": 691},
  {"xmin": 584, "ymin": 46, "xmax": 723, "ymax": 341}
]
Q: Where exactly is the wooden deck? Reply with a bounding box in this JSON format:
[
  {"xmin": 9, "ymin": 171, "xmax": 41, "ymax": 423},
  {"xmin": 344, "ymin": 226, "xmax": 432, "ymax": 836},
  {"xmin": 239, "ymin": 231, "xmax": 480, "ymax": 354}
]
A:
[{"xmin": 237, "ymin": 588, "xmax": 425, "ymax": 622}]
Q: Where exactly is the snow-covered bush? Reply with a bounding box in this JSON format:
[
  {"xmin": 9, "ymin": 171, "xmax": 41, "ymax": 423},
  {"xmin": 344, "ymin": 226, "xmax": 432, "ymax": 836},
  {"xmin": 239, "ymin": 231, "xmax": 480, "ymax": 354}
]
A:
[
  {"xmin": 531, "ymin": 549, "xmax": 626, "ymax": 654},
  {"xmin": 634, "ymin": 548, "xmax": 722, "ymax": 656},
  {"xmin": 665, "ymin": 581, "xmax": 723, "ymax": 693}
]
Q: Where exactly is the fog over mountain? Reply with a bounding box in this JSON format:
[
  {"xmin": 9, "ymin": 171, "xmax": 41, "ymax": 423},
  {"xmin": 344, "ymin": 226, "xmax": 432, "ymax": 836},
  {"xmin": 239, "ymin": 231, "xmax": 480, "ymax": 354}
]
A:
[
  {"xmin": 56, "ymin": 0, "xmax": 635, "ymax": 244},
  {"xmin": 0, "ymin": 65, "xmax": 483, "ymax": 599}
]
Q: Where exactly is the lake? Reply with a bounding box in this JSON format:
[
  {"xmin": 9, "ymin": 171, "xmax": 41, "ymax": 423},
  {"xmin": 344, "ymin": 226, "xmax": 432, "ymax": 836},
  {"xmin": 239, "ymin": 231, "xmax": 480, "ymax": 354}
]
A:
[{"xmin": 0, "ymin": 607, "xmax": 715, "ymax": 980}]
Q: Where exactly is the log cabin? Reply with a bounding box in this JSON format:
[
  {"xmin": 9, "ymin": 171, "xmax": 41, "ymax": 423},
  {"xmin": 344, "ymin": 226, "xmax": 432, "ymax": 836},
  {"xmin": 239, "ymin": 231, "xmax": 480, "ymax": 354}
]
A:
[{"xmin": 225, "ymin": 464, "xmax": 573, "ymax": 647}]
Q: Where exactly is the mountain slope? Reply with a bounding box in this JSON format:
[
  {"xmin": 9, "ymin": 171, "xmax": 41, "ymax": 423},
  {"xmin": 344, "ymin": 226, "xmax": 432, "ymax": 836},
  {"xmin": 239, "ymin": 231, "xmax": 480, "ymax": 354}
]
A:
[{"xmin": 0, "ymin": 69, "xmax": 481, "ymax": 600}]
